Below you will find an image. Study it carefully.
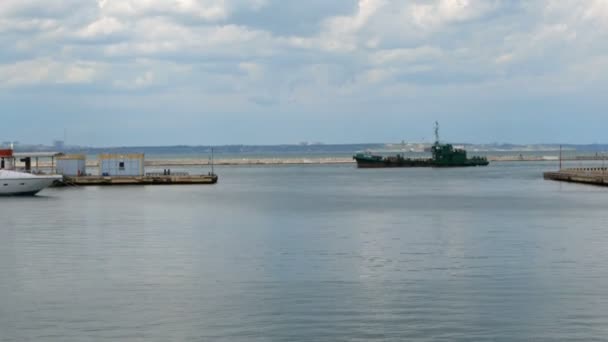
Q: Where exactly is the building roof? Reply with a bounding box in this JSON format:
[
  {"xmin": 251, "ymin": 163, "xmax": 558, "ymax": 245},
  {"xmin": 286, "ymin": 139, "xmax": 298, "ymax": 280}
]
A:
[
  {"xmin": 98, "ymin": 153, "xmax": 144, "ymax": 160},
  {"xmin": 13, "ymin": 152, "xmax": 64, "ymax": 158},
  {"xmin": 57, "ymin": 154, "xmax": 86, "ymax": 160}
]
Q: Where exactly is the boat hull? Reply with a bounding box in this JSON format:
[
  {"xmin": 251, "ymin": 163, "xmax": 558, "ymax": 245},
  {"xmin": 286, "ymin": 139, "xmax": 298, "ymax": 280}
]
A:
[{"xmin": 0, "ymin": 176, "xmax": 62, "ymax": 196}]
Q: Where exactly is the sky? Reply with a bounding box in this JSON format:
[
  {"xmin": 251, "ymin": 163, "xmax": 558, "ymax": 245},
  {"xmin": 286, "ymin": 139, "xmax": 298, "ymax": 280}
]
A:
[{"xmin": 1, "ymin": 0, "xmax": 608, "ymax": 146}]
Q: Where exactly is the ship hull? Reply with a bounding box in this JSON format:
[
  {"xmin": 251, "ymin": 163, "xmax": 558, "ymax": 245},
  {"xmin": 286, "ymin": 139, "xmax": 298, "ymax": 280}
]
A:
[
  {"xmin": 354, "ymin": 158, "xmax": 433, "ymax": 168},
  {"xmin": 353, "ymin": 156, "xmax": 489, "ymax": 168}
]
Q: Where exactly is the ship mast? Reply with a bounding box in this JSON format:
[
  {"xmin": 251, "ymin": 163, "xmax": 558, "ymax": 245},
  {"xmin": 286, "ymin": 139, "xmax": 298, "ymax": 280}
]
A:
[{"xmin": 434, "ymin": 121, "xmax": 440, "ymax": 145}]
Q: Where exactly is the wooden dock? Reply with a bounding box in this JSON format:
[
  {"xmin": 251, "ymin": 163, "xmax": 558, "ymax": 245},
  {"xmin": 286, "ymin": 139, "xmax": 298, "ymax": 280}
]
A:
[
  {"xmin": 544, "ymin": 168, "xmax": 608, "ymax": 186},
  {"xmin": 62, "ymin": 174, "xmax": 218, "ymax": 186}
]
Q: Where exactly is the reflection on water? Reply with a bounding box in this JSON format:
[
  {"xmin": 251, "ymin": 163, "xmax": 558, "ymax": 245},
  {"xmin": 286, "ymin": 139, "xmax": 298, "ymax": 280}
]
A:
[{"xmin": 1, "ymin": 162, "xmax": 608, "ymax": 341}]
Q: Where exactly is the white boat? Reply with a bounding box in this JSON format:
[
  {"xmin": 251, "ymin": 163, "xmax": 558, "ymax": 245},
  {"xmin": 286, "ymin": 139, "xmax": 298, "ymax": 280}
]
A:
[{"xmin": 0, "ymin": 170, "xmax": 63, "ymax": 196}]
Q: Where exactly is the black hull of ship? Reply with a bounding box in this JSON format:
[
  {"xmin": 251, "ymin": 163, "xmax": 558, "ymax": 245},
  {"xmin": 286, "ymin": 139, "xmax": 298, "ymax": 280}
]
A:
[
  {"xmin": 354, "ymin": 158, "xmax": 433, "ymax": 168},
  {"xmin": 354, "ymin": 157, "xmax": 489, "ymax": 168}
]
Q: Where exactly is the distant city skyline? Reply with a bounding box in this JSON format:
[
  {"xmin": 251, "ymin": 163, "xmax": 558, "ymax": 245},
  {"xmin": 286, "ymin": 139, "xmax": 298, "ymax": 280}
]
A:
[{"xmin": 2, "ymin": 1, "xmax": 608, "ymax": 145}]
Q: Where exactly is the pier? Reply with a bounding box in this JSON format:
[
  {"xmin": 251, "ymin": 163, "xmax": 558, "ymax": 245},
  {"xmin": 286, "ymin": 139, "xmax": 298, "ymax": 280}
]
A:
[
  {"xmin": 543, "ymin": 168, "xmax": 608, "ymax": 186},
  {"xmin": 62, "ymin": 174, "xmax": 218, "ymax": 186}
]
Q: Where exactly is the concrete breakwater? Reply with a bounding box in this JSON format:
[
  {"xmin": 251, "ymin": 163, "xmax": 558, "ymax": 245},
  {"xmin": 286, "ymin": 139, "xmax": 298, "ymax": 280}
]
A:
[
  {"xmin": 544, "ymin": 168, "xmax": 608, "ymax": 186},
  {"xmin": 144, "ymin": 157, "xmax": 356, "ymax": 166}
]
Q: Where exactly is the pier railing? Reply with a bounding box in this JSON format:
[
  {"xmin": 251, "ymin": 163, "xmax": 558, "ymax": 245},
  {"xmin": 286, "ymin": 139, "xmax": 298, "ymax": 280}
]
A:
[
  {"xmin": 561, "ymin": 167, "xmax": 608, "ymax": 175},
  {"xmin": 145, "ymin": 172, "xmax": 189, "ymax": 177},
  {"xmin": 544, "ymin": 167, "xmax": 608, "ymax": 186}
]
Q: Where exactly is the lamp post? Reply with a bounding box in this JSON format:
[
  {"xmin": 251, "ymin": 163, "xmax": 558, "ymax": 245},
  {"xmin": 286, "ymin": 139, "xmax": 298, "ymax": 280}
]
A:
[{"xmin": 559, "ymin": 145, "xmax": 562, "ymax": 171}]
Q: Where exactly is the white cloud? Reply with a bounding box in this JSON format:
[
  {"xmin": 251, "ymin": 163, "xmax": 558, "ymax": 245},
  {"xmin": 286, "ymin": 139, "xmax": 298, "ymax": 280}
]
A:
[
  {"xmin": 98, "ymin": 0, "xmax": 227, "ymax": 20},
  {"xmin": 0, "ymin": 59, "xmax": 101, "ymax": 87},
  {"xmin": 0, "ymin": 0, "xmax": 606, "ymax": 113},
  {"xmin": 114, "ymin": 70, "xmax": 155, "ymax": 89},
  {"xmin": 363, "ymin": 67, "xmax": 396, "ymax": 84},
  {"xmin": 78, "ymin": 16, "xmax": 125, "ymax": 38},
  {"xmin": 283, "ymin": 0, "xmax": 386, "ymax": 53},
  {"xmin": 370, "ymin": 46, "xmax": 443, "ymax": 65},
  {"xmin": 97, "ymin": 0, "xmax": 269, "ymax": 22},
  {"xmin": 239, "ymin": 62, "xmax": 264, "ymax": 79},
  {"xmin": 62, "ymin": 65, "xmax": 99, "ymax": 84},
  {"xmin": 409, "ymin": 0, "xmax": 499, "ymax": 30},
  {"xmin": 0, "ymin": 18, "xmax": 61, "ymax": 34},
  {"xmin": 584, "ymin": 0, "xmax": 608, "ymax": 23},
  {"xmin": 0, "ymin": 0, "xmax": 86, "ymax": 18},
  {"xmin": 495, "ymin": 53, "xmax": 513, "ymax": 65},
  {"xmin": 98, "ymin": 15, "xmax": 274, "ymax": 58},
  {"xmin": 325, "ymin": 0, "xmax": 386, "ymax": 35}
]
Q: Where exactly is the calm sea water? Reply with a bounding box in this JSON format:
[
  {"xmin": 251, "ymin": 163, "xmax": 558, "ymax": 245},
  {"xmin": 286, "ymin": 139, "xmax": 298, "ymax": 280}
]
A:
[{"xmin": 1, "ymin": 162, "xmax": 608, "ymax": 341}]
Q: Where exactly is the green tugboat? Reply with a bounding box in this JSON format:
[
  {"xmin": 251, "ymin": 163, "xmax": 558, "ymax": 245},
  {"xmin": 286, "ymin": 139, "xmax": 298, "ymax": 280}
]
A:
[{"xmin": 353, "ymin": 122, "xmax": 489, "ymax": 168}]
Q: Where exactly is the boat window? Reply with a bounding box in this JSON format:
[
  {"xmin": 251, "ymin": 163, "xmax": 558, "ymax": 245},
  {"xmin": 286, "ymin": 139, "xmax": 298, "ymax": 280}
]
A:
[{"xmin": 119, "ymin": 162, "xmax": 125, "ymax": 169}]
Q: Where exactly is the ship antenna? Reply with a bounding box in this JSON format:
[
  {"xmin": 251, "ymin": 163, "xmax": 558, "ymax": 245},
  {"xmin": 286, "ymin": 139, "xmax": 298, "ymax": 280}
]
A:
[{"xmin": 434, "ymin": 121, "xmax": 440, "ymax": 144}]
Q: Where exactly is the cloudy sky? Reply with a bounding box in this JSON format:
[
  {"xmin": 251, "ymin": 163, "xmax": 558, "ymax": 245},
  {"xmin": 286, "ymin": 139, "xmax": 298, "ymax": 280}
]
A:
[{"xmin": 1, "ymin": 0, "xmax": 608, "ymax": 146}]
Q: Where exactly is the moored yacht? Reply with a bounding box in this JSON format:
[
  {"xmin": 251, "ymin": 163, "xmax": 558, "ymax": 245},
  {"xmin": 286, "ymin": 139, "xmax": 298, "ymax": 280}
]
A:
[{"xmin": 0, "ymin": 170, "xmax": 62, "ymax": 196}]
